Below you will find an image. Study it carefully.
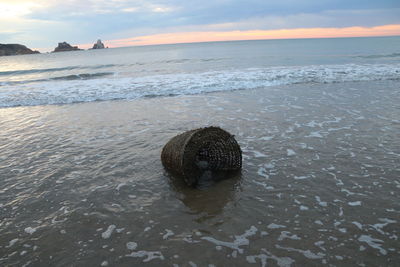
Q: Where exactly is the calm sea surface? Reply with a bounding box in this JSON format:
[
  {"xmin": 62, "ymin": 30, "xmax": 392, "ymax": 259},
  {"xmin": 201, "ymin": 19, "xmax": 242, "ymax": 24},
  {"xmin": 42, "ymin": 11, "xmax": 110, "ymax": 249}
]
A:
[{"xmin": 0, "ymin": 37, "xmax": 400, "ymax": 266}]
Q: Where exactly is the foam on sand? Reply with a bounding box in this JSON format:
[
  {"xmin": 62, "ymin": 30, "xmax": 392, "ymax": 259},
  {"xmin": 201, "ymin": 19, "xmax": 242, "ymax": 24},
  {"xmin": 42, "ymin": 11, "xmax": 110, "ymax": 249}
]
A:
[
  {"xmin": 201, "ymin": 226, "xmax": 258, "ymax": 254},
  {"xmin": 101, "ymin": 225, "xmax": 116, "ymax": 239}
]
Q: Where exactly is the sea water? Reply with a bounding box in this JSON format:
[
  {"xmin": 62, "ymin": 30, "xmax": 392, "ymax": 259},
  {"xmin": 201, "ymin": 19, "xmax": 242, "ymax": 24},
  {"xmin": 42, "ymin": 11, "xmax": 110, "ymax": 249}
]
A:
[
  {"xmin": 0, "ymin": 37, "xmax": 399, "ymax": 266},
  {"xmin": 1, "ymin": 36, "xmax": 400, "ymax": 107}
]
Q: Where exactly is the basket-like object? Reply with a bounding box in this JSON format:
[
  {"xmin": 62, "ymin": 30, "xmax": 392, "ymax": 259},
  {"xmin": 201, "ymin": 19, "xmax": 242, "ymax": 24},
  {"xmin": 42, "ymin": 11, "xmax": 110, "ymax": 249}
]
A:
[{"xmin": 161, "ymin": 127, "xmax": 242, "ymax": 186}]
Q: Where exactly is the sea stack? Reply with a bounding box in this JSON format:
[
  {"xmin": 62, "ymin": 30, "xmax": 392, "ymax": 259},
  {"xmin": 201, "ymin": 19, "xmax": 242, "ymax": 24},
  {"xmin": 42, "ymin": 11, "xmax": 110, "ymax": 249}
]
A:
[
  {"xmin": 0, "ymin": 44, "xmax": 40, "ymax": 56},
  {"xmin": 52, "ymin": 42, "xmax": 81, "ymax": 52},
  {"xmin": 92, "ymin": 39, "xmax": 105, "ymax": 49}
]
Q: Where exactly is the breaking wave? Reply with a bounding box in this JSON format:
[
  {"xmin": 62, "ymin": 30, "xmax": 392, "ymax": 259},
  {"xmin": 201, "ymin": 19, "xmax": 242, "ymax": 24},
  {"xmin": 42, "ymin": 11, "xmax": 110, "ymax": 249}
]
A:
[{"xmin": 1, "ymin": 63, "xmax": 399, "ymax": 107}]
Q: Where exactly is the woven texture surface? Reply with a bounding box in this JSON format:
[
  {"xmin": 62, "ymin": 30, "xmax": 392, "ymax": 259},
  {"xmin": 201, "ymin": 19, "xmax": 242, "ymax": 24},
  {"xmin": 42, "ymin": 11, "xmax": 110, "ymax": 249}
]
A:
[{"xmin": 161, "ymin": 127, "xmax": 242, "ymax": 186}]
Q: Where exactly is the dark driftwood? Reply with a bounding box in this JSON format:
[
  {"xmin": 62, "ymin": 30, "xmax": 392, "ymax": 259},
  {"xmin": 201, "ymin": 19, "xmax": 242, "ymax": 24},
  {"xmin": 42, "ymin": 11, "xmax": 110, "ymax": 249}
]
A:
[{"xmin": 161, "ymin": 126, "xmax": 242, "ymax": 186}]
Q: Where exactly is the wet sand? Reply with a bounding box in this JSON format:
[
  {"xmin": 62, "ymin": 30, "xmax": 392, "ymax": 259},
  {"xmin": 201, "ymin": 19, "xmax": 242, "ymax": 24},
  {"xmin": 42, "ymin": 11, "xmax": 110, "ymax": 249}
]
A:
[{"xmin": 0, "ymin": 80, "xmax": 399, "ymax": 266}]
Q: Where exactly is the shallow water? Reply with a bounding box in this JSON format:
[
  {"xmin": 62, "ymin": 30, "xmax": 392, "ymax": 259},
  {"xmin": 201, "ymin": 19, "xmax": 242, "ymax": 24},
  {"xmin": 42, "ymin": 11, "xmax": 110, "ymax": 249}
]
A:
[{"xmin": 1, "ymin": 80, "xmax": 399, "ymax": 266}]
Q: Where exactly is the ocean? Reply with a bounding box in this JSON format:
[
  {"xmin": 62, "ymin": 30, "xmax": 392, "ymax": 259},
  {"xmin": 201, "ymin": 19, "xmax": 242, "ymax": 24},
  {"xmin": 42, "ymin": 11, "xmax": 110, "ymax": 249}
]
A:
[
  {"xmin": 0, "ymin": 37, "xmax": 399, "ymax": 266},
  {"xmin": 1, "ymin": 37, "xmax": 400, "ymax": 107}
]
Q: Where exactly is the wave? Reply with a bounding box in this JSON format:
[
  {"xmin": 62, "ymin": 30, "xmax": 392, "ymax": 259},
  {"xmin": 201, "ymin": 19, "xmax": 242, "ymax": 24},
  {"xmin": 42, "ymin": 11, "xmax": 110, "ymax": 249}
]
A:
[
  {"xmin": 1, "ymin": 63, "xmax": 399, "ymax": 108},
  {"xmin": 50, "ymin": 72, "xmax": 114, "ymax": 81},
  {"xmin": 0, "ymin": 64, "xmax": 119, "ymax": 77},
  {"xmin": 0, "ymin": 72, "xmax": 115, "ymax": 85},
  {"xmin": 357, "ymin": 53, "xmax": 400, "ymax": 59},
  {"xmin": 0, "ymin": 58, "xmax": 224, "ymax": 78}
]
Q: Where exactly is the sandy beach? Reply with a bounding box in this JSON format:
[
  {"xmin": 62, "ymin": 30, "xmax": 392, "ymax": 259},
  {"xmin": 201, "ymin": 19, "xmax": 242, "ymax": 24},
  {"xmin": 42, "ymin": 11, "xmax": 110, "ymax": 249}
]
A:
[{"xmin": 1, "ymin": 80, "xmax": 399, "ymax": 266}]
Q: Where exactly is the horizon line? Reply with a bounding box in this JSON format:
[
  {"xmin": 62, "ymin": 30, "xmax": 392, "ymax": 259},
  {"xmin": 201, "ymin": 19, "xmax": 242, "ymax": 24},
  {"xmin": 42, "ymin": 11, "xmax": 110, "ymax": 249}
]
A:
[
  {"xmin": 95, "ymin": 34, "xmax": 400, "ymax": 49},
  {"xmin": 34, "ymin": 24, "xmax": 400, "ymax": 52}
]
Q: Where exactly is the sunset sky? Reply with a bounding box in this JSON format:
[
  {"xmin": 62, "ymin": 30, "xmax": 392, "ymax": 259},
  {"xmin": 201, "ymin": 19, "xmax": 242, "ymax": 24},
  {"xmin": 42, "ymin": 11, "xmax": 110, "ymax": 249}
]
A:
[{"xmin": 1, "ymin": 0, "xmax": 399, "ymax": 51}]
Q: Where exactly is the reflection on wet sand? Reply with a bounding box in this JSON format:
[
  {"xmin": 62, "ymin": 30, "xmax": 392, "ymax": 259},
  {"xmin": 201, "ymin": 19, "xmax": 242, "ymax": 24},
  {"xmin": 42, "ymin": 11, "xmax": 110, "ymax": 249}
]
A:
[{"xmin": 167, "ymin": 171, "xmax": 242, "ymax": 222}]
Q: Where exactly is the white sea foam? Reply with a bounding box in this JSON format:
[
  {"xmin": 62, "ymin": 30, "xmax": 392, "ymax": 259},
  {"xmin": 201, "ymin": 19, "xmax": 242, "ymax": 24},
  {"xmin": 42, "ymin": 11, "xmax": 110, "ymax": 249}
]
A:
[
  {"xmin": 201, "ymin": 226, "xmax": 257, "ymax": 254},
  {"xmin": 287, "ymin": 149, "xmax": 296, "ymax": 156},
  {"xmin": 300, "ymin": 205, "xmax": 309, "ymax": 211},
  {"xmin": 7, "ymin": 238, "xmax": 19, "ymax": 247},
  {"xmin": 116, "ymin": 183, "xmax": 126, "ymax": 191},
  {"xmin": 24, "ymin": 227, "xmax": 37, "ymax": 234},
  {"xmin": 1, "ymin": 63, "xmax": 399, "ymax": 107},
  {"xmin": 294, "ymin": 175, "xmax": 310, "ymax": 180},
  {"xmin": 352, "ymin": 221, "xmax": 363, "ymax": 230},
  {"xmin": 183, "ymin": 235, "xmax": 201, "ymax": 244},
  {"xmin": 306, "ymin": 131, "xmax": 323, "ymax": 138},
  {"xmin": 277, "ymin": 231, "xmax": 301, "ymax": 241},
  {"xmin": 260, "ymin": 136, "xmax": 274, "ymax": 141},
  {"xmin": 315, "ymin": 196, "xmax": 327, "ymax": 207},
  {"xmin": 126, "ymin": 250, "xmax": 165, "ymax": 262},
  {"xmin": 276, "ymin": 245, "xmax": 325, "ymax": 259},
  {"xmin": 126, "ymin": 242, "xmax": 138, "ymax": 250},
  {"xmin": 348, "ymin": 201, "xmax": 362, "ymax": 206},
  {"xmin": 252, "ymin": 151, "xmax": 268, "ymax": 158},
  {"xmin": 371, "ymin": 218, "xmax": 397, "ymax": 235},
  {"xmin": 247, "ymin": 249, "xmax": 295, "ymax": 267},
  {"xmin": 267, "ymin": 223, "xmax": 286, "ymax": 229},
  {"xmin": 162, "ymin": 229, "xmax": 174, "ymax": 240},
  {"xmin": 314, "ymin": 241, "xmax": 326, "ymax": 251},
  {"xmin": 257, "ymin": 167, "xmax": 269, "ymax": 179},
  {"xmin": 253, "ymin": 180, "xmax": 274, "ymax": 190},
  {"xmin": 358, "ymin": 235, "xmax": 387, "ymax": 255},
  {"xmin": 101, "ymin": 225, "xmax": 116, "ymax": 239}
]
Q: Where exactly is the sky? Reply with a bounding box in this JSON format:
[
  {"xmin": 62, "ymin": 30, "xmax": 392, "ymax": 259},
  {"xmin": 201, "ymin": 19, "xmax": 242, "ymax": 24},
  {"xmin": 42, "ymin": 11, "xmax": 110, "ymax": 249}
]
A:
[{"xmin": 0, "ymin": 0, "xmax": 399, "ymax": 51}]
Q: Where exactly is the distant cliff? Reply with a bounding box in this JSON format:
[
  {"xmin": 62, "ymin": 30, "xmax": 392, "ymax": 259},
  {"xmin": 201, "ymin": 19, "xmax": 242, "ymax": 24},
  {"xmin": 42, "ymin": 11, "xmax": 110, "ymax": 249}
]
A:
[
  {"xmin": 92, "ymin": 39, "xmax": 105, "ymax": 49},
  {"xmin": 52, "ymin": 42, "xmax": 81, "ymax": 52},
  {"xmin": 0, "ymin": 44, "xmax": 40, "ymax": 56}
]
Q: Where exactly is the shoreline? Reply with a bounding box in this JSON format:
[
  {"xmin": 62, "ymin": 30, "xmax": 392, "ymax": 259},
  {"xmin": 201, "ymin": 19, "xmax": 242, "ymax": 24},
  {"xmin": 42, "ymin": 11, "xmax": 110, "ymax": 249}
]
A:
[{"xmin": 0, "ymin": 79, "xmax": 398, "ymax": 110}]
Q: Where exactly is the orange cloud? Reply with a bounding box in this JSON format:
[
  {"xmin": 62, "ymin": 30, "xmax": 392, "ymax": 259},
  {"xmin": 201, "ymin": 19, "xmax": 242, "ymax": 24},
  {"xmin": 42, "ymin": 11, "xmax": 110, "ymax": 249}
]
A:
[{"xmin": 81, "ymin": 24, "xmax": 400, "ymax": 48}]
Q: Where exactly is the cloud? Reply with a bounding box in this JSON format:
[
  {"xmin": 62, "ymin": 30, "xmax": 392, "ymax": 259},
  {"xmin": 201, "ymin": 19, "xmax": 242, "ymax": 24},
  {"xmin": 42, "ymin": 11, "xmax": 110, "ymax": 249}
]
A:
[
  {"xmin": 202, "ymin": 8, "xmax": 400, "ymax": 31},
  {"xmin": 102, "ymin": 7, "xmax": 400, "ymax": 41},
  {"xmin": 104, "ymin": 24, "xmax": 400, "ymax": 47},
  {"xmin": 25, "ymin": 0, "xmax": 179, "ymax": 20}
]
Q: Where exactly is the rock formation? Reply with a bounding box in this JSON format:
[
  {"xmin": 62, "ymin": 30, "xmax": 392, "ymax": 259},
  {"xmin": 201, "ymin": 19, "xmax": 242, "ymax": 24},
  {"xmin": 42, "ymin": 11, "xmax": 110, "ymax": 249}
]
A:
[
  {"xmin": 0, "ymin": 44, "xmax": 40, "ymax": 56},
  {"xmin": 52, "ymin": 42, "xmax": 81, "ymax": 52},
  {"xmin": 92, "ymin": 39, "xmax": 105, "ymax": 49}
]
